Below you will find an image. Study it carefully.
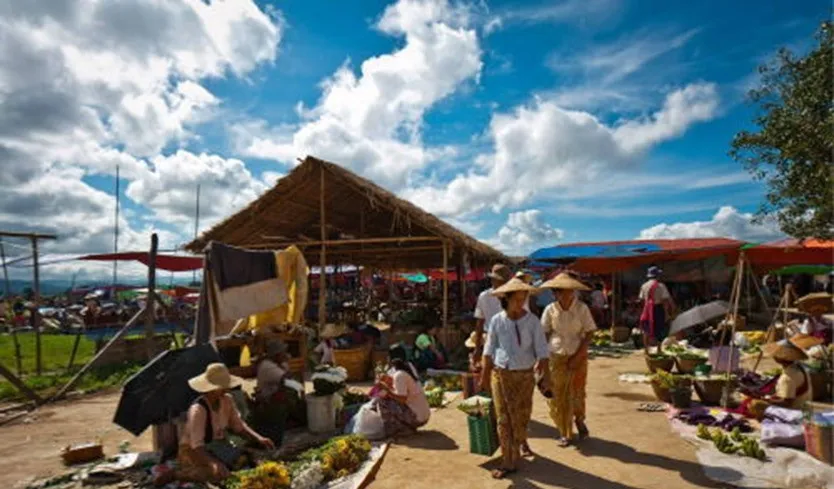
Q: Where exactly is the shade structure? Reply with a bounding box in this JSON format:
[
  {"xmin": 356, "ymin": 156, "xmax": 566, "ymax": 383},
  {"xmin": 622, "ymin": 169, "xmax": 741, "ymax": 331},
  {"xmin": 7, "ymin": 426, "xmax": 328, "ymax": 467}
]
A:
[
  {"xmin": 79, "ymin": 252, "xmax": 203, "ymax": 272},
  {"xmin": 113, "ymin": 344, "xmax": 221, "ymax": 436},
  {"xmin": 669, "ymin": 300, "xmax": 730, "ymax": 336},
  {"xmin": 745, "ymin": 239, "xmax": 834, "ymax": 271}
]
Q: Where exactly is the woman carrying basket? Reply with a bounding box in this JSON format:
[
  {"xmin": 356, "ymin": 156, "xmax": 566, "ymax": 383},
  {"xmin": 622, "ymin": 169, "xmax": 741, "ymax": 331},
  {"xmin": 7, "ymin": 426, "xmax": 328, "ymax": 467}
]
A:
[
  {"xmin": 540, "ymin": 273, "xmax": 596, "ymax": 447},
  {"xmin": 479, "ymin": 278, "xmax": 549, "ymax": 479}
]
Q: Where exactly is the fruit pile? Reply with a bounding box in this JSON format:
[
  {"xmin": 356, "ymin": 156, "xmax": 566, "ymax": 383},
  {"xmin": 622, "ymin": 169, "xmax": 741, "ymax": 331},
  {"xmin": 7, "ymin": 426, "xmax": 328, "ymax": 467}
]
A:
[
  {"xmin": 426, "ymin": 387, "xmax": 445, "ymax": 408},
  {"xmin": 696, "ymin": 424, "xmax": 766, "ymax": 460}
]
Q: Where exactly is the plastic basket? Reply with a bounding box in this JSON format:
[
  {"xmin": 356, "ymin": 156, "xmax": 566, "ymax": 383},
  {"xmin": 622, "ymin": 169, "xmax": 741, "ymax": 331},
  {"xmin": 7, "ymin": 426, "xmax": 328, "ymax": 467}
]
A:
[
  {"xmin": 804, "ymin": 422, "xmax": 834, "ymax": 466},
  {"xmin": 468, "ymin": 414, "xmax": 498, "ymax": 456}
]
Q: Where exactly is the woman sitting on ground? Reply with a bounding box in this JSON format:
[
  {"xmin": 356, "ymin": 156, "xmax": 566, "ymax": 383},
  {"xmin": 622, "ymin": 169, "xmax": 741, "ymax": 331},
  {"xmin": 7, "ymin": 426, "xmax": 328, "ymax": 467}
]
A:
[
  {"xmin": 250, "ymin": 339, "xmax": 303, "ymax": 447},
  {"xmin": 373, "ymin": 345, "xmax": 430, "ymax": 437},
  {"xmin": 154, "ymin": 363, "xmax": 274, "ymax": 486},
  {"xmin": 413, "ymin": 324, "xmax": 447, "ymax": 372}
]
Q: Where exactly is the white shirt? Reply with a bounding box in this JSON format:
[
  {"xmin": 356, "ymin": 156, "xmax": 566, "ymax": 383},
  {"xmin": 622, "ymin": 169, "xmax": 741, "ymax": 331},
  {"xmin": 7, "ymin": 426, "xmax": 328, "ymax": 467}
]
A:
[
  {"xmin": 639, "ymin": 279, "xmax": 671, "ymax": 303},
  {"xmin": 800, "ymin": 316, "xmax": 833, "ymax": 335},
  {"xmin": 314, "ymin": 340, "xmax": 334, "ymax": 364},
  {"xmin": 541, "ymin": 299, "xmax": 597, "ymax": 356},
  {"xmin": 392, "ymin": 370, "xmax": 431, "ymax": 424},
  {"xmin": 474, "ymin": 289, "xmax": 529, "ymax": 330}
]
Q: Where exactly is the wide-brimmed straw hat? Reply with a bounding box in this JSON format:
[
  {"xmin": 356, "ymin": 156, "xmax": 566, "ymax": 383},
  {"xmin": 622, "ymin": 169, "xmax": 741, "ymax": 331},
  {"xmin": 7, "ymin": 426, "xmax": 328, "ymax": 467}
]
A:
[
  {"xmin": 369, "ymin": 321, "xmax": 392, "ymax": 332},
  {"xmin": 491, "ymin": 277, "xmax": 539, "ymax": 296},
  {"xmin": 763, "ymin": 340, "xmax": 807, "ymax": 362},
  {"xmin": 320, "ymin": 323, "xmax": 348, "ymax": 339},
  {"xmin": 540, "ymin": 272, "xmax": 590, "ymax": 291},
  {"xmin": 487, "ymin": 264, "xmax": 512, "ymax": 282},
  {"xmin": 787, "ymin": 333, "xmax": 824, "ymax": 351},
  {"xmin": 464, "ymin": 331, "xmax": 487, "ymax": 349},
  {"xmin": 796, "ymin": 293, "xmax": 833, "ymax": 316},
  {"xmin": 188, "ymin": 363, "xmax": 243, "ymax": 393}
]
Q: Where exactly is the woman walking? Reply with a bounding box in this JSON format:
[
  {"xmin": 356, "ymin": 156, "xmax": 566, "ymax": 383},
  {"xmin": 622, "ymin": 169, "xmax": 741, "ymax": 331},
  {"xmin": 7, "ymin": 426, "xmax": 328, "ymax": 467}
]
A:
[
  {"xmin": 540, "ymin": 273, "xmax": 596, "ymax": 447},
  {"xmin": 480, "ymin": 278, "xmax": 549, "ymax": 479}
]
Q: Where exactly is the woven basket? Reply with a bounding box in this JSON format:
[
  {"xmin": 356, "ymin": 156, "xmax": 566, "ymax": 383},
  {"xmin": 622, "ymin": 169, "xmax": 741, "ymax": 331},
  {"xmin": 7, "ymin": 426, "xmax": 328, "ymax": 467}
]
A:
[
  {"xmin": 804, "ymin": 422, "xmax": 834, "ymax": 465},
  {"xmin": 694, "ymin": 378, "xmax": 734, "ymax": 406},
  {"xmin": 650, "ymin": 381, "xmax": 672, "ymax": 403},
  {"xmin": 612, "ymin": 327, "xmax": 631, "ymax": 343},
  {"xmin": 810, "ymin": 370, "xmax": 833, "ymax": 402},
  {"xmin": 61, "ymin": 443, "xmax": 104, "ymax": 465},
  {"xmin": 671, "ymin": 386, "xmax": 693, "ymax": 409},
  {"xmin": 333, "ymin": 347, "xmax": 369, "ymax": 382},
  {"xmin": 675, "ymin": 357, "xmax": 707, "ymax": 374},
  {"xmin": 467, "ymin": 414, "xmax": 498, "ymax": 456},
  {"xmin": 645, "ymin": 355, "xmax": 675, "ymax": 373}
]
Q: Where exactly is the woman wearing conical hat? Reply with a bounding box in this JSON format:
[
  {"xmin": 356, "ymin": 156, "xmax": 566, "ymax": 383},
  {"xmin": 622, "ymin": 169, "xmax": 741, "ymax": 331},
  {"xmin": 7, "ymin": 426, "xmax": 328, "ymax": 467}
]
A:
[
  {"xmin": 479, "ymin": 278, "xmax": 549, "ymax": 479},
  {"xmin": 540, "ymin": 272, "xmax": 595, "ymax": 447},
  {"xmin": 796, "ymin": 292, "xmax": 833, "ymax": 345},
  {"xmin": 763, "ymin": 335, "xmax": 822, "ymax": 409}
]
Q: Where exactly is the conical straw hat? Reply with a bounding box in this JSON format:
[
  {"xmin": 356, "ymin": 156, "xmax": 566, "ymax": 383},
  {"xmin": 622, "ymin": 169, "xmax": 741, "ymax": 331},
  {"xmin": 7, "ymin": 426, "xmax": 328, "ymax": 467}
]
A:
[
  {"xmin": 464, "ymin": 331, "xmax": 487, "ymax": 349},
  {"xmin": 763, "ymin": 340, "xmax": 807, "ymax": 362},
  {"xmin": 796, "ymin": 292, "xmax": 833, "ymax": 316},
  {"xmin": 540, "ymin": 272, "xmax": 590, "ymax": 291},
  {"xmin": 491, "ymin": 278, "xmax": 539, "ymax": 296},
  {"xmin": 320, "ymin": 323, "xmax": 348, "ymax": 339}
]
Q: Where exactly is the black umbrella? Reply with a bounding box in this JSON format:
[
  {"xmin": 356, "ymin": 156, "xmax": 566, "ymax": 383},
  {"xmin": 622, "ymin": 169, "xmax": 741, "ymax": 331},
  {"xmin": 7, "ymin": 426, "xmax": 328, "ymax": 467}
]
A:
[{"xmin": 113, "ymin": 344, "xmax": 221, "ymax": 436}]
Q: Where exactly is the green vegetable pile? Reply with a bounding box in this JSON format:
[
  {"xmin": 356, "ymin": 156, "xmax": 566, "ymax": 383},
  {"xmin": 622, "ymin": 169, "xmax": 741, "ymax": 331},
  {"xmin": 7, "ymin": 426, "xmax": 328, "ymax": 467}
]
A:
[
  {"xmin": 696, "ymin": 424, "xmax": 766, "ymax": 460},
  {"xmin": 425, "ymin": 387, "xmax": 445, "ymax": 408}
]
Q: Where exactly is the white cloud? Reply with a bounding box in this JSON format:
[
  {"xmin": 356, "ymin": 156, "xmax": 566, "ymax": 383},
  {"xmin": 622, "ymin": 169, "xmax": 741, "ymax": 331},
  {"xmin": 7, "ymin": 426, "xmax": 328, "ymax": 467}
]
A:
[
  {"xmin": 232, "ymin": 0, "xmax": 483, "ymax": 188},
  {"xmin": 638, "ymin": 206, "xmax": 784, "ymax": 242},
  {"xmin": 488, "ymin": 210, "xmax": 563, "ymax": 254},
  {"xmin": 497, "ymin": 0, "xmax": 620, "ymax": 27},
  {"xmin": 403, "ymin": 83, "xmax": 720, "ymax": 216},
  {"xmin": 0, "ymin": 0, "xmax": 283, "ymax": 276}
]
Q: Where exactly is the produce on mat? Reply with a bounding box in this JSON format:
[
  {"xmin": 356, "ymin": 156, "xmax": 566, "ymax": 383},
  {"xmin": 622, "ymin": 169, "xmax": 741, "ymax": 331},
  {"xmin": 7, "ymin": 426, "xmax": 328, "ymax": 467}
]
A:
[
  {"xmin": 426, "ymin": 387, "xmax": 445, "ymax": 408},
  {"xmin": 695, "ymin": 425, "xmax": 766, "ymax": 460}
]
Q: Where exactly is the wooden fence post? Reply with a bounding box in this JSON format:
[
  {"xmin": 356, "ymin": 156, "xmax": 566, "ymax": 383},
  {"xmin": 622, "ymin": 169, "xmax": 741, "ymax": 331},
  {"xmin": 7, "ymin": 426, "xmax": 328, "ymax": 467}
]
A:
[{"xmin": 145, "ymin": 233, "xmax": 158, "ymax": 360}]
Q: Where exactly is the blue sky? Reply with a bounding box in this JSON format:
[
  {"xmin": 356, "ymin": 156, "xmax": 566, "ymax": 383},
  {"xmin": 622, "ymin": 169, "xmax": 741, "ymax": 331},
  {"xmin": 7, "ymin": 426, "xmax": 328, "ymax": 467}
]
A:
[{"xmin": 0, "ymin": 0, "xmax": 827, "ymax": 279}]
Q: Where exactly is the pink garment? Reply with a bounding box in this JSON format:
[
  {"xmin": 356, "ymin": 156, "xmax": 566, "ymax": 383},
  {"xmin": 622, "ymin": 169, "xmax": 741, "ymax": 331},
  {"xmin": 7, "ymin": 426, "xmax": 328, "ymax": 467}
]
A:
[{"xmin": 640, "ymin": 281, "xmax": 660, "ymax": 338}]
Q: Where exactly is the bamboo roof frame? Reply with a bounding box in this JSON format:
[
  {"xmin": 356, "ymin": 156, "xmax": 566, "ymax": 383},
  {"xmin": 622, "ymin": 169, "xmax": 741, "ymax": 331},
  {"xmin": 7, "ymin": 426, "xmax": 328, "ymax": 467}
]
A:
[{"xmin": 185, "ymin": 156, "xmax": 508, "ymax": 269}]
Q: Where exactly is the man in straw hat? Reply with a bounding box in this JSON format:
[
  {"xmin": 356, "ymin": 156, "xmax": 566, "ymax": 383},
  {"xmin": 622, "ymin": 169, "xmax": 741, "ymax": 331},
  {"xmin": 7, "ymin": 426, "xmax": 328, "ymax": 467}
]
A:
[
  {"xmin": 473, "ymin": 264, "xmax": 529, "ymax": 357},
  {"xmin": 796, "ymin": 292, "xmax": 833, "ymax": 345},
  {"xmin": 479, "ymin": 277, "xmax": 549, "ymax": 479},
  {"xmin": 540, "ymin": 272, "xmax": 595, "ymax": 447},
  {"xmin": 761, "ymin": 335, "xmax": 822, "ymax": 409},
  {"xmin": 314, "ymin": 323, "xmax": 347, "ymax": 365},
  {"xmin": 154, "ymin": 363, "xmax": 274, "ymax": 485}
]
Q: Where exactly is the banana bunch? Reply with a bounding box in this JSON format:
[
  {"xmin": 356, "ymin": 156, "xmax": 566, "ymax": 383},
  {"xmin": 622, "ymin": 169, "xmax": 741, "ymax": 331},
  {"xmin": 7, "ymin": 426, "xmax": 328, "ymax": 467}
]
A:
[
  {"xmin": 712, "ymin": 430, "xmax": 739, "ymax": 454},
  {"xmin": 739, "ymin": 436, "xmax": 766, "ymax": 460},
  {"xmin": 730, "ymin": 426, "xmax": 744, "ymax": 442},
  {"xmin": 696, "ymin": 424, "xmax": 711, "ymax": 440},
  {"xmin": 741, "ymin": 331, "xmax": 767, "ymax": 345}
]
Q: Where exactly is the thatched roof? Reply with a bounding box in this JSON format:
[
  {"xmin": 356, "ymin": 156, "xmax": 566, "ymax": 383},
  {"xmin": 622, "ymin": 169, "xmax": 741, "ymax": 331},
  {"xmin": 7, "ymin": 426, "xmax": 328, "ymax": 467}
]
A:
[{"xmin": 185, "ymin": 156, "xmax": 508, "ymax": 268}]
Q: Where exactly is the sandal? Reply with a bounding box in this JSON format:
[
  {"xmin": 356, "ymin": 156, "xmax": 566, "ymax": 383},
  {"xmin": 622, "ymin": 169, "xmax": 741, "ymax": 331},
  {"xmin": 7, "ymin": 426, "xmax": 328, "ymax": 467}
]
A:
[
  {"xmin": 557, "ymin": 437, "xmax": 571, "ymax": 448},
  {"xmin": 520, "ymin": 443, "xmax": 534, "ymax": 458},
  {"xmin": 491, "ymin": 468, "xmax": 517, "ymax": 479}
]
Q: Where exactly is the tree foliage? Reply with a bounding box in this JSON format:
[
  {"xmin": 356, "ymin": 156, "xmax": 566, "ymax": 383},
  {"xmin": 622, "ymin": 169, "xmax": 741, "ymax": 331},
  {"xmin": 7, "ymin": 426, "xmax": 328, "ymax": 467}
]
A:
[{"xmin": 729, "ymin": 21, "xmax": 833, "ymax": 240}]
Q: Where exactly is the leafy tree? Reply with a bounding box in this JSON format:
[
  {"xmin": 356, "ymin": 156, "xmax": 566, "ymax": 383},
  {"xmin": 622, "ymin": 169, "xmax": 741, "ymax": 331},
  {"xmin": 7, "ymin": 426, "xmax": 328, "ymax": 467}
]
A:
[{"xmin": 729, "ymin": 21, "xmax": 833, "ymax": 240}]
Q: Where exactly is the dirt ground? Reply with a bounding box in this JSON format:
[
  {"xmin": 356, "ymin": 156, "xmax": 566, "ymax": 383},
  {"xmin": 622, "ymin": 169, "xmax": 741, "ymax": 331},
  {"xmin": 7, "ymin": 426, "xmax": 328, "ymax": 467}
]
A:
[{"xmin": 2, "ymin": 352, "xmax": 729, "ymax": 489}]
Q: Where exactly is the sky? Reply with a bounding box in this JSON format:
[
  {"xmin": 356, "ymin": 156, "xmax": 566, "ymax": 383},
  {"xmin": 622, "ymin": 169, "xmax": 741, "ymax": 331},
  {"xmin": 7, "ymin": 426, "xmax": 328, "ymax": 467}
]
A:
[{"xmin": 0, "ymin": 0, "xmax": 827, "ymax": 282}]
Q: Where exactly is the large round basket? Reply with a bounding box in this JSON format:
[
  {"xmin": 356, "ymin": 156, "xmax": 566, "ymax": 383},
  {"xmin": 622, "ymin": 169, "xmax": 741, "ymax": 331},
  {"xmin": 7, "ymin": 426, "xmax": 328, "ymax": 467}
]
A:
[
  {"xmin": 612, "ymin": 326, "xmax": 631, "ymax": 343},
  {"xmin": 694, "ymin": 378, "xmax": 735, "ymax": 406},
  {"xmin": 645, "ymin": 355, "xmax": 675, "ymax": 373},
  {"xmin": 810, "ymin": 369, "xmax": 833, "ymax": 402},
  {"xmin": 333, "ymin": 347, "xmax": 370, "ymax": 382},
  {"xmin": 650, "ymin": 381, "xmax": 672, "ymax": 403},
  {"xmin": 675, "ymin": 356, "xmax": 707, "ymax": 374}
]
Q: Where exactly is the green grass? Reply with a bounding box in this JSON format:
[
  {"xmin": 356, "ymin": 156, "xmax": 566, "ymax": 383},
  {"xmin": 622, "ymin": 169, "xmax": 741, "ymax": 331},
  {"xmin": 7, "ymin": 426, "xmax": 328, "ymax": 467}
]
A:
[
  {"xmin": 0, "ymin": 333, "xmax": 96, "ymax": 373},
  {"xmin": 0, "ymin": 361, "xmax": 144, "ymax": 402}
]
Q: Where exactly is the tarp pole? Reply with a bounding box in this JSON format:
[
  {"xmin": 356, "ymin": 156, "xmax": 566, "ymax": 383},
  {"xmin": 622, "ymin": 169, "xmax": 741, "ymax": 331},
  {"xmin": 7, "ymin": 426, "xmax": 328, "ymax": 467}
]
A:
[
  {"xmin": 442, "ymin": 241, "xmax": 449, "ymax": 348},
  {"xmin": 318, "ymin": 165, "xmax": 327, "ymax": 328},
  {"xmin": 145, "ymin": 233, "xmax": 158, "ymax": 360},
  {"xmin": 31, "ymin": 236, "xmax": 42, "ymax": 375},
  {"xmin": 0, "ymin": 239, "xmax": 23, "ymax": 376}
]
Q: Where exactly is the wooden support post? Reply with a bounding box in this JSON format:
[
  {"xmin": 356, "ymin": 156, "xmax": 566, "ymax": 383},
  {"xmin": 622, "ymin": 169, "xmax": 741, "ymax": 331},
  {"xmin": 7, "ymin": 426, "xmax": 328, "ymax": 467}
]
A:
[
  {"xmin": 51, "ymin": 307, "xmax": 147, "ymax": 402},
  {"xmin": 31, "ymin": 237, "xmax": 41, "ymax": 376},
  {"xmin": 442, "ymin": 242, "xmax": 449, "ymax": 346},
  {"xmin": 145, "ymin": 233, "xmax": 158, "ymax": 360},
  {"xmin": 0, "ymin": 362, "xmax": 42, "ymax": 404},
  {"xmin": 318, "ymin": 166, "xmax": 327, "ymax": 328}
]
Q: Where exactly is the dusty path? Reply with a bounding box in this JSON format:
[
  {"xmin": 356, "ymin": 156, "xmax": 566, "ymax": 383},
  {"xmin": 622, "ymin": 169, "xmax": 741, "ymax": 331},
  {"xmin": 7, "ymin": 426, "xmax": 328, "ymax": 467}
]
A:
[{"xmin": 1, "ymin": 352, "xmax": 725, "ymax": 488}]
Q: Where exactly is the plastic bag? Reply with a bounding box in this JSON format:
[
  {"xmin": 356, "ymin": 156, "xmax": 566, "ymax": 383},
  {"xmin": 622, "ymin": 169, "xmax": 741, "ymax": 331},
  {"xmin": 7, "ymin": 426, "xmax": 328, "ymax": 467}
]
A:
[{"xmin": 351, "ymin": 401, "xmax": 386, "ymax": 440}]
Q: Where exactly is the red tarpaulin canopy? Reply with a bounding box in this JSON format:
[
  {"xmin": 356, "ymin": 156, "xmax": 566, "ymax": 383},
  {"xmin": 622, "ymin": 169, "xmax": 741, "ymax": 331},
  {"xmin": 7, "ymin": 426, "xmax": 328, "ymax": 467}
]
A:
[
  {"xmin": 79, "ymin": 252, "xmax": 203, "ymax": 272},
  {"xmin": 427, "ymin": 269, "xmax": 486, "ymax": 281},
  {"xmin": 745, "ymin": 239, "xmax": 834, "ymax": 271}
]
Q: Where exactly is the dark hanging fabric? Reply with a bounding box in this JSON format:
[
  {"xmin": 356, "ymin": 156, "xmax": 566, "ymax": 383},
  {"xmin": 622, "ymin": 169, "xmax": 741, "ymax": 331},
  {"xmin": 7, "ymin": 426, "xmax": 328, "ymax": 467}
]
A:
[{"xmin": 209, "ymin": 242, "xmax": 277, "ymax": 290}]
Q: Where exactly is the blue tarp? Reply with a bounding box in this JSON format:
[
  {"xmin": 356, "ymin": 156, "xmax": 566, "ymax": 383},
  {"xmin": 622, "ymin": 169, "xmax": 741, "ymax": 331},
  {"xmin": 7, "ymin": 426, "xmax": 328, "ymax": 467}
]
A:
[{"xmin": 529, "ymin": 243, "xmax": 662, "ymax": 262}]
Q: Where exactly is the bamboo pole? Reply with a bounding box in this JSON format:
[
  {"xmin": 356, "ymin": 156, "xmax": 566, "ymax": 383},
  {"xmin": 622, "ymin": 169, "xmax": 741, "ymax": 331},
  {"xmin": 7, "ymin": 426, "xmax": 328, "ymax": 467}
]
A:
[
  {"xmin": 318, "ymin": 166, "xmax": 327, "ymax": 328},
  {"xmin": 752, "ymin": 289, "xmax": 791, "ymax": 372},
  {"xmin": 0, "ymin": 362, "xmax": 42, "ymax": 404},
  {"xmin": 66, "ymin": 329, "xmax": 83, "ymax": 371},
  {"xmin": 259, "ymin": 236, "xmax": 442, "ymax": 247},
  {"xmin": 31, "ymin": 236, "xmax": 41, "ymax": 376},
  {"xmin": 0, "ymin": 232, "xmax": 57, "ymax": 240},
  {"xmin": 0, "ymin": 239, "xmax": 22, "ymax": 376},
  {"xmin": 51, "ymin": 306, "xmax": 147, "ymax": 402},
  {"xmin": 145, "ymin": 233, "xmax": 158, "ymax": 360}
]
